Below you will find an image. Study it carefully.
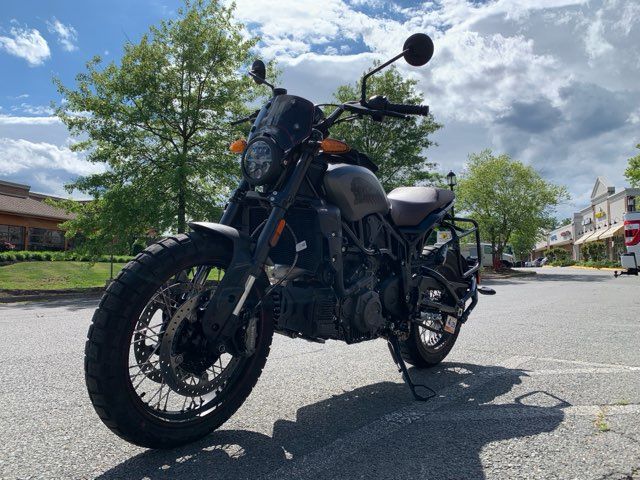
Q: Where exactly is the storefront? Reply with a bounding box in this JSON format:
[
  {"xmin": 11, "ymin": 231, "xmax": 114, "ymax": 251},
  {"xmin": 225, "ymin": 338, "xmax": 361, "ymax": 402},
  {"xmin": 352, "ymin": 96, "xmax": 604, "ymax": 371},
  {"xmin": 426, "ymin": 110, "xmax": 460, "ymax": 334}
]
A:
[
  {"xmin": 0, "ymin": 180, "xmax": 74, "ymax": 251},
  {"xmin": 534, "ymin": 177, "xmax": 640, "ymax": 261}
]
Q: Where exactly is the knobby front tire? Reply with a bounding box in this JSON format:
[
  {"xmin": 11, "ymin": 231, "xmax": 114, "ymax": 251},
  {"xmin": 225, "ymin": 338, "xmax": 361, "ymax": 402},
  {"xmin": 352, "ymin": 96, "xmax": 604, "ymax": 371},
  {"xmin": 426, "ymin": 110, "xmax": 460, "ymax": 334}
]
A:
[{"xmin": 84, "ymin": 232, "xmax": 274, "ymax": 449}]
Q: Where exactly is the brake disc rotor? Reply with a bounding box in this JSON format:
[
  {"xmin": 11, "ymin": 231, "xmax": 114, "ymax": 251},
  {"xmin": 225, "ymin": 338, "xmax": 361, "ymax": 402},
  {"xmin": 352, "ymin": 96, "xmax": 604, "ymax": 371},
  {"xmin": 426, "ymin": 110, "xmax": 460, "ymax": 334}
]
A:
[
  {"xmin": 159, "ymin": 294, "xmax": 239, "ymax": 396},
  {"xmin": 132, "ymin": 300, "xmax": 168, "ymax": 383}
]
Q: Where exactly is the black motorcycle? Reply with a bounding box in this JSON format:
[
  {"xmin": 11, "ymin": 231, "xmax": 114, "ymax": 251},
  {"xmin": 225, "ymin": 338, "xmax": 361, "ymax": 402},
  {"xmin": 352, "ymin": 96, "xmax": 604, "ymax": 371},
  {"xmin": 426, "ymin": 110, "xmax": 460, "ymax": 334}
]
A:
[{"xmin": 85, "ymin": 33, "xmax": 494, "ymax": 448}]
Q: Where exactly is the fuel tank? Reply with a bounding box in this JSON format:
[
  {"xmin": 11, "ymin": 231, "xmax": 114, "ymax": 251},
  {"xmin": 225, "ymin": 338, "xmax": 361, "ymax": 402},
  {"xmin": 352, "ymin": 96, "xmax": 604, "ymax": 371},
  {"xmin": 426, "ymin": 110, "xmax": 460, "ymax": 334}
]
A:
[{"xmin": 323, "ymin": 163, "xmax": 390, "ymax": 222}]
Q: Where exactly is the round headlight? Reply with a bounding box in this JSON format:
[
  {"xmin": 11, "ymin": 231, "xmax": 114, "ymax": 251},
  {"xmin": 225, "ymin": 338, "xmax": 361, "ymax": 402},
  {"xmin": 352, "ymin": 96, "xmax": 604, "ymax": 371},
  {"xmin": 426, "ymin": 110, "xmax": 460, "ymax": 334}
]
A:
[{"xmin": 242, "ymin": 138, "xmax": 282, "ymax": 185}]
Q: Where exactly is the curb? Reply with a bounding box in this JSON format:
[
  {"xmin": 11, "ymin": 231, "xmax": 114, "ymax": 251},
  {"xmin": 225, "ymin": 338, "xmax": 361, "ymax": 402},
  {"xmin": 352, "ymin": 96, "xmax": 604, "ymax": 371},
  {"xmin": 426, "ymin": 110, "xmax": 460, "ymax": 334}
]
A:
[
  {"xmin": 0, "ymin": 288, "xmax": 104, "ymax": 304},
  {"xmin": 567, "ymin": 265, "xmax": 619, "ymax": 272}
]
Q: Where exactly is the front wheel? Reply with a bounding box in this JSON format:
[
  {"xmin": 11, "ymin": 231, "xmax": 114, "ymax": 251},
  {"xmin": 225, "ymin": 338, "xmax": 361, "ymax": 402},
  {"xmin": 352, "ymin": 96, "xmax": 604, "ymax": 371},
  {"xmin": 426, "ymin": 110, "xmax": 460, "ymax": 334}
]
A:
[{"xmin": 84, "ymin": 232, "xmax": 274, "ymax": 449}]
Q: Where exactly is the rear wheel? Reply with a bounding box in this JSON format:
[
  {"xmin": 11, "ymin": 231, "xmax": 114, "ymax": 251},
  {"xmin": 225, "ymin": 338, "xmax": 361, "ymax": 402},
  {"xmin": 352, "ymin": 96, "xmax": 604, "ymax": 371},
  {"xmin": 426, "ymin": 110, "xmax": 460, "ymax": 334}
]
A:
[
  {"xmin": 399, "ymin": 297, "xmax": 460, "ymax": 368},
  {"xmin": 399, "ymin": 258, "xmax": 463, "ymax": 368},
  {"xmin": 85, "ymin": 232, "xmax": 273, "ymax": 449}
]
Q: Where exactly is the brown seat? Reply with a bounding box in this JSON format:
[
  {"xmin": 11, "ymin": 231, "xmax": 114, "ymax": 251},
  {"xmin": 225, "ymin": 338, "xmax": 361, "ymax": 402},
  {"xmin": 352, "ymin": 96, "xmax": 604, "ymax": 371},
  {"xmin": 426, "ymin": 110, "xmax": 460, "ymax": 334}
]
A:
[{"xmin": 387, "ymin": 187, "xmax": 454, "ymax": 227}]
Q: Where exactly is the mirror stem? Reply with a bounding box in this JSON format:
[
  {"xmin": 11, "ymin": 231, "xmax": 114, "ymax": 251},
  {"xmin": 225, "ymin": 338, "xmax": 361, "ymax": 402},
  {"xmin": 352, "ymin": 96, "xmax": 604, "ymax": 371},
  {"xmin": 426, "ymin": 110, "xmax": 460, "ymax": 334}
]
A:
[
  {"xmin": 360, "ymin": 49, "xmax": 408, "ymax": 105},
  {"xmin": 248, "ymin": 71, "xmax": 275, "ymax": 91}
]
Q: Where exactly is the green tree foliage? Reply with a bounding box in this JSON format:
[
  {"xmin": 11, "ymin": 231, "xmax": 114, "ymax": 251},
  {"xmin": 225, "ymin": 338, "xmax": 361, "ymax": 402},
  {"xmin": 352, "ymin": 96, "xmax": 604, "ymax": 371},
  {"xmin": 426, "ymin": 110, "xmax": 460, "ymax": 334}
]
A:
[
  {"xmin": 456, "ymin": 150, "xmax": 569, "ymax": 268},
  {"xmin": 625, "ymin": 143, "xmax": 640, "ymax": 187},
  {"xmin": 547, "ymin": 216, "xmax": 572, "ymax": 229},
  {"xmin": 510, "ymin": 226, "xmax": 542, "ymax": 262},
  {"xmin": 544, "ymin": 246, "xmax": 570, "ymax": 262},
  {"xmin": 54, "ymin": 0, "xmax": 263, "ymax": 255},
  {"xmin": 329, "ymin": 66, "xmax": 442, "ymax": 191}
]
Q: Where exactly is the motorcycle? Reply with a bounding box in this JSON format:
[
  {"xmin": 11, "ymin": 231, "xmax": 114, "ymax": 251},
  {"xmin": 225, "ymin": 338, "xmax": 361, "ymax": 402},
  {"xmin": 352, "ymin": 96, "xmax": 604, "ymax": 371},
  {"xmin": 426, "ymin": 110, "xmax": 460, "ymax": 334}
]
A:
[{"xmin": 85, "ymin": 33, "xmax": 495, "ymax": 449}]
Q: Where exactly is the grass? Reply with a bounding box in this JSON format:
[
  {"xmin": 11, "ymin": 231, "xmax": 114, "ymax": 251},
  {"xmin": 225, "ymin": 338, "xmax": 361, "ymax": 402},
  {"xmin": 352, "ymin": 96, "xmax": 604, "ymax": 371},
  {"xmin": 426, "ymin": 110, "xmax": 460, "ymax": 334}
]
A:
[
  {"xmin": 0, "ymin": 261, "xmax": 128, "ymax": 291},
  {"xmin": 594, "ymin": 407, "xmax": 611, "ymax": 433}
]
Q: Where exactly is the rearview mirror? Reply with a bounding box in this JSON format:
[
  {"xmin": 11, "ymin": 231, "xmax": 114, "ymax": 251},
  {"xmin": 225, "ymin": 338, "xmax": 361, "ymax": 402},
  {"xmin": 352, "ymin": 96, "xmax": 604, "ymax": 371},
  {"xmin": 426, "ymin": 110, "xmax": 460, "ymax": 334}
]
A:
[
  {"xmin": 250, "ymin": 59, "xmax": 266, "ymax": 85},
  {"xmin": 403, "ymin": 33, "xmax": 434, "ymax": 67}
]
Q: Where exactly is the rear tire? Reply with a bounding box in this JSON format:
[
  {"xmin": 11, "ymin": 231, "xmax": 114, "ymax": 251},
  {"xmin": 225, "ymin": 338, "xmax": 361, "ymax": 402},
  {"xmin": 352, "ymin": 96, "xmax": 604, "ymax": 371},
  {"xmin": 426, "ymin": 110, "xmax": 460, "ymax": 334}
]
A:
[
  {"xmin": 84, "ymin": 232, "xmax": 274, "ymax": 449},
  {"xmin": 399, "ymin": 321, "xmax": 460, "ymax": 368},
  {"xmin": 399, "ymin": 254, "xmax": 464, "ymax": 368}
]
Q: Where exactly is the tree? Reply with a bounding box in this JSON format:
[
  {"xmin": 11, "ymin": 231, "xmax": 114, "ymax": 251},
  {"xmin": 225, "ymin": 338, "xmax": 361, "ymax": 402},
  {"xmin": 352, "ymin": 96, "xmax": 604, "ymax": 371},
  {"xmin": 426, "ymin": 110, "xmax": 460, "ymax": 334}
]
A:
[
  {"xmin": 547, "ymin": 216, "xmax": 572, "ymax": 229},
  {"xmin": 329, "ymin": 66, "xmax": 442, "ymax": 191},
  {"xmin": 54, "ymin": 0, "xmax": 263, "ymax": 255},
  {"xmin": 625, "ymin": 143, "xmax": 640, "ymax": 187},
  {"xmin": 456, "ymin": 150, "xmax": 569, "ymax": 269},
  {"xmin": 510, "ymin": 226, "xmax": 542, "ymax": 262}
]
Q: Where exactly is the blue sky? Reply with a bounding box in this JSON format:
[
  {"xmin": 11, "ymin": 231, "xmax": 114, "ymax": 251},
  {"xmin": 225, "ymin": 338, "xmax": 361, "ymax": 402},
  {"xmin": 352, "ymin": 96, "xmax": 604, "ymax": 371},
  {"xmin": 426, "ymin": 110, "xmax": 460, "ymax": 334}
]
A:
[{"xmin": 1, "ymin": 0, "xmax": 640, "ymax": 219}]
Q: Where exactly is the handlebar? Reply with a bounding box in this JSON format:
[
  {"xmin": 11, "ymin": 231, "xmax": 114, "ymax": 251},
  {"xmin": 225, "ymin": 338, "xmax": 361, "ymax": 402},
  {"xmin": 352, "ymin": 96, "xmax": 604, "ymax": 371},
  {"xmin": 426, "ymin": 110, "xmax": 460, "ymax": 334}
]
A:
[
  {"xmin": 384, "ymin": 102, "xmax": 429, "ymax": 116},
  {"xmin": 316, "ymin": 96, "xmax": 430, "ymax": 132},
  {"xmin": 230, "ymin": 109, "xmax": 260, "ymax": 126},
  {"xmin": 366, "ymin": 95, "xmax": 429, "ymax": 116}
]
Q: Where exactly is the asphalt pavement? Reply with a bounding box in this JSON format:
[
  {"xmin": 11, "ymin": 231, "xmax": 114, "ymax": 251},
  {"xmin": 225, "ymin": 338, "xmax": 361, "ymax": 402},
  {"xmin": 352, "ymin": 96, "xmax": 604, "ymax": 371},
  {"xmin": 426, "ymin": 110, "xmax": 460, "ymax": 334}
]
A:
[{"xmin": 0, "ymin": 267, "xmax": 639, "ymax": 480}]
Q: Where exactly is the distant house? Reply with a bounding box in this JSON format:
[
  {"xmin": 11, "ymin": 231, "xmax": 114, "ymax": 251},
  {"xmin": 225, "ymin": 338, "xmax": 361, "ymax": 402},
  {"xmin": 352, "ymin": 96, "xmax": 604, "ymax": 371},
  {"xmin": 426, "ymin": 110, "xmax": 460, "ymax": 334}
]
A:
[{"xmin": 0, "ymin": 180, "xmax": 75, "ymax": 251}]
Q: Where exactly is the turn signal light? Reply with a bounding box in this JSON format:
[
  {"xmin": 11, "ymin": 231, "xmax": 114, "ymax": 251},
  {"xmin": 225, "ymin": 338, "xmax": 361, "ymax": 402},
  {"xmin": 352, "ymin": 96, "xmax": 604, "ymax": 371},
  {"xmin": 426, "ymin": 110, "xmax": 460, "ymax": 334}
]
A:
[
  {"xmin": 320, "ymin": 138, "xmax": 350, "ymax": 154},
  {"xmin": 229, "ymin": 138, "xmax": 247, "ymax": 153}
]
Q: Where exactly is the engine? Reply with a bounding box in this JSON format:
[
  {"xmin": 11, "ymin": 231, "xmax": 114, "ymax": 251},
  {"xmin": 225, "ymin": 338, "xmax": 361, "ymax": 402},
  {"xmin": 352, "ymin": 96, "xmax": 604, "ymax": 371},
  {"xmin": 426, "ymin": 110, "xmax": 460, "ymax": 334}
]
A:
[{"xmin": 271, "ymin": 213, "xmax": 404, "ymax": 343}]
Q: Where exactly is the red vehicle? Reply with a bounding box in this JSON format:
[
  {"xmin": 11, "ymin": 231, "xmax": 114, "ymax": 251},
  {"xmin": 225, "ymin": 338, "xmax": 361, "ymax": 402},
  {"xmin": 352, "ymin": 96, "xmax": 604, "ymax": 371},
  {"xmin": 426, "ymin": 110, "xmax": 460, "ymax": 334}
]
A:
[{"xmin": 616, "ymin": 211, "xmax": 640, "ymax": 276}]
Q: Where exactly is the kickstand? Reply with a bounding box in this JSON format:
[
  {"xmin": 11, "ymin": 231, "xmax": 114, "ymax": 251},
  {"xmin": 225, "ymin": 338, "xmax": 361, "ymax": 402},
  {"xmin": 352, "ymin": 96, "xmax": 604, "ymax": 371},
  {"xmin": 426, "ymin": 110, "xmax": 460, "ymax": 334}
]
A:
[{"xmin": 387, "ymin": 335, "xmax": 436, "ymax": 402}]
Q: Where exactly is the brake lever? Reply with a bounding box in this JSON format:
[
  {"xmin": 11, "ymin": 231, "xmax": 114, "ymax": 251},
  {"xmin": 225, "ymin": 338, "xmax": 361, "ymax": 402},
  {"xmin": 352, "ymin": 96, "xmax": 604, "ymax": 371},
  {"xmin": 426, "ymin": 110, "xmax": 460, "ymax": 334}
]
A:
[{"xmin": 382, "ymin": 110, "xmax": 410, "ymax": 120}]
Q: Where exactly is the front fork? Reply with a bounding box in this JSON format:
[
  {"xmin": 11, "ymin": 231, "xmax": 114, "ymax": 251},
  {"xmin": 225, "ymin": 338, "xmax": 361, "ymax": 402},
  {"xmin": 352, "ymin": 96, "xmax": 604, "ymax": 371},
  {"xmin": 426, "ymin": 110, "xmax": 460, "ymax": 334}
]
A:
[{"xmin": 200, "ymin": 149, "xmax": 315, "ymax": 348}]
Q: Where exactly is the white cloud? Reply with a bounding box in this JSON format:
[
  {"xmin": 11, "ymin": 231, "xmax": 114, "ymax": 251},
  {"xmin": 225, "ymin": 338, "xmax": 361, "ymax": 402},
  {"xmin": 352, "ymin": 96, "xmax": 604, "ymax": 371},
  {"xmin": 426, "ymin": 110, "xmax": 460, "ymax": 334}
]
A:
[
  {"xmin": 0, "ymin": 115, "xmax": 61, "ymax": 126},
  {"xmin": 10, "ymin": 103, "xmax": 54, "ymax": 116},
  {"xmin": 584, "ymin": 8, "xmax": 614, "ymax": 60},
  {"xmin": 229, "ymin": 0, "xmax": 640, "ymax": 220},
  {"xmin": 46, "ymin": 17, "xmax": 78, "ymax": 52},
  {"xmin": 0, "ymin": 25, "xmax": 50, "ymax": 66},
  {"xmin": 0, "ymin": 138, "xmax": 102, "ymax": 177}
]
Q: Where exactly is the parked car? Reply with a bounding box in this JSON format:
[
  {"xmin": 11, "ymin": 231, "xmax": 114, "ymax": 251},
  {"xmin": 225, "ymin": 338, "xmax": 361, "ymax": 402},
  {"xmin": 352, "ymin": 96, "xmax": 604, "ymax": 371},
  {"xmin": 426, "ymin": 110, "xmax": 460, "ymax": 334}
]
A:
[
  {"xmin": 460, "ymin": 243, "xmax": 515, "ymax": 269},
  {"xmin": 524, "ymin": 257, "xmax": 545, "ymax": 267}
]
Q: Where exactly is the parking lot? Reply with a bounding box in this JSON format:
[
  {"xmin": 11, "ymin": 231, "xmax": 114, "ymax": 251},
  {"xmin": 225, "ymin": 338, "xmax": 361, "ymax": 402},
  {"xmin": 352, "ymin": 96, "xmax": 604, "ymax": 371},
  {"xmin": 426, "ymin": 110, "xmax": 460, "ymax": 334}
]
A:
[{"xmin": 1, "ymin": 267, "xmax": 639, "ymax": 479}]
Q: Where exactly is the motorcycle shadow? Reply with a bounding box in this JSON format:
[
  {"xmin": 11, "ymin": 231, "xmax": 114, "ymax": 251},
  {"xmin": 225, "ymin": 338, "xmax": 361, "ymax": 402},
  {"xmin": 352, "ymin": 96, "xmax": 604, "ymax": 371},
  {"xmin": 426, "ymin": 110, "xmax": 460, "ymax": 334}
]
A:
[{"xmin": 97, "ymin": 362, "xmax": 567, "ymax": 480}]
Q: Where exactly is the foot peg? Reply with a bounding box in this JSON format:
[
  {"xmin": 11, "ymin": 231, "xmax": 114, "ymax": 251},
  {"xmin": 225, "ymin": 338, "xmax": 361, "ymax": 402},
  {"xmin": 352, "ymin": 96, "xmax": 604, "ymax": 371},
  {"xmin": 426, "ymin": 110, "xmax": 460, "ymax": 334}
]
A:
[
  {"xmin": 477, "ymin": 286, "xmax": 496, "ymax": 295},
  {"xmin": 387, "ymin": 335, "xmax": 436, "ymax": 402}
]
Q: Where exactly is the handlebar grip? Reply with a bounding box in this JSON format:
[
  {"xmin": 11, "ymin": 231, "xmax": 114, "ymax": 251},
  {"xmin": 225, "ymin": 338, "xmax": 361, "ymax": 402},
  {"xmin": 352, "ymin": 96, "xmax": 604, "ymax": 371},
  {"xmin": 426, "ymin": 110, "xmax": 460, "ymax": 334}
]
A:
[{"xmin": 386, "ymin": 103, "xmax": 430, "ymax": 116}]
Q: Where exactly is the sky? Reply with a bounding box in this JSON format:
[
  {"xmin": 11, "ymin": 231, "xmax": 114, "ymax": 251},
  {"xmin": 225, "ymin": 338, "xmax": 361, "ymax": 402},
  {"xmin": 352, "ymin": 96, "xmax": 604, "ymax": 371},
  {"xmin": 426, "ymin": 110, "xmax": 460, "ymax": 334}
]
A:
[{"xmin": 1, "ymin": 0, "xmax": 639, "ymax": 219}]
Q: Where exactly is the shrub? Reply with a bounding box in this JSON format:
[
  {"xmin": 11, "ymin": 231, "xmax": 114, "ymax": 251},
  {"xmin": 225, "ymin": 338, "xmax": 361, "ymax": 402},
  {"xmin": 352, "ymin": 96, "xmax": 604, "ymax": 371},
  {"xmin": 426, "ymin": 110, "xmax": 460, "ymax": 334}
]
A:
[
  {"xmin": 578, "ymin": 259, "xmax": 619, "ymax": 268},
  {"xmin": 549, "ymin": 259, "xmax": 576, "ymax": 267},
  {"xmin": 544, "ymin": 247, "xmax": 570, "ymax": 262},
  {"xmin": 581, "ymin": 242, "xmax": 606, "ymax": 261},
  {"xmin": 0, "ymin": 250, "xmax": 133, "ymax": 263}
]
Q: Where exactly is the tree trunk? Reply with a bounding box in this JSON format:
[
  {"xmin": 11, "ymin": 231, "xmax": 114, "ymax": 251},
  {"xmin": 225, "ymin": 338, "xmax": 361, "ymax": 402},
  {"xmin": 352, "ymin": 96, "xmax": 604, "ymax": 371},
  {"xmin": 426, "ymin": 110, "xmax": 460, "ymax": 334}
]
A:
[
  {"xmin": 177, "ymin": 149, "xmax": 187, "ymax": 234},
  {"xmin": 491, "ymin": 241, "xmax": 500, "ymax": 271},
  {"xmin": 177, "ymin": 190, "xmax": 186, "ymax": 234},
  {"xmin": 494, "ymin": 244, "xmax": 504, "ymax": 271}
]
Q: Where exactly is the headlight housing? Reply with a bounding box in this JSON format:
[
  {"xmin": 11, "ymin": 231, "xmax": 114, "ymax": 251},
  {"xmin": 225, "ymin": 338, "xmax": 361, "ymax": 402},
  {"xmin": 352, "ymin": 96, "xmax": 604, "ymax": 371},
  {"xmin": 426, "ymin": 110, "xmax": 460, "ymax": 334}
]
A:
[{"xmin": 241, "ymin": 137, "xmax": 282, "ymax": 185}]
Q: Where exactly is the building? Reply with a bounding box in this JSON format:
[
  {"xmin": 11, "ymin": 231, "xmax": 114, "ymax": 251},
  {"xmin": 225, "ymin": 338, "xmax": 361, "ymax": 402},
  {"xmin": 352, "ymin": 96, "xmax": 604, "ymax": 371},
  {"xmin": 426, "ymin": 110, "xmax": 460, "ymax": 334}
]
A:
[
  {"xmin": 533, "ymin": 177, "xmax": 639, "ymax": 261},
  {"xmin": 0, "ymin": 180, "xmax": 74, "ymax": 251}
]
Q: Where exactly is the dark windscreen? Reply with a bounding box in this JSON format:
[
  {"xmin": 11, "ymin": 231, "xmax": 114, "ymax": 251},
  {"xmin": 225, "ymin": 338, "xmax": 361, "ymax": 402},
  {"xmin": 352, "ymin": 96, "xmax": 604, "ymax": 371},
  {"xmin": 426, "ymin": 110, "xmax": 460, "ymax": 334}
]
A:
[{"xmin": 249, "ymin": 94, "xmax": 315, "ymax": 152}]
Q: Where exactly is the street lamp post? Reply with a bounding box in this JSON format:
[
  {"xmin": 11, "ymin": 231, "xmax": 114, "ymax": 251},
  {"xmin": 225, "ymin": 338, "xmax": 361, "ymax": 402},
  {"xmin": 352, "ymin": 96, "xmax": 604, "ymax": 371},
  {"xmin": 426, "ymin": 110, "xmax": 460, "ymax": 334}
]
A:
[{"xmin": 446, "ymin": 170, "xmax": 457, "ymax": 220}]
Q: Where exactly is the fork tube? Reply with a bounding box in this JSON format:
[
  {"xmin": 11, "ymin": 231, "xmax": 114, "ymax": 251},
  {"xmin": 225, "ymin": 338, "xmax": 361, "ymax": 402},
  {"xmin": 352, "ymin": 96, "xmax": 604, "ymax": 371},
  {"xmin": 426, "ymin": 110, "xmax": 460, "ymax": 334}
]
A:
[
  {"xmin": 250, "ymin": 152, "xmax": 313, "ymax": 267},
  {"xmin": 220, "ymin": 179, "xmax": 249, "ymax": 226}
]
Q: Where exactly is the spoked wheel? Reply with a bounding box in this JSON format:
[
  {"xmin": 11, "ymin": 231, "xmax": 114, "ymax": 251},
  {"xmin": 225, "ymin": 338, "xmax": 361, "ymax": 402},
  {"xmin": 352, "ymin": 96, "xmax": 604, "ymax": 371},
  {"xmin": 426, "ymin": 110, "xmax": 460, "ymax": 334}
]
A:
[
  {"xmin": 85, "ymin": 232, "xmax": 273, "ymax": 448},
  {"xmin": 399, "ymin": 288, "xmax": 460, "ymax": 368}
]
